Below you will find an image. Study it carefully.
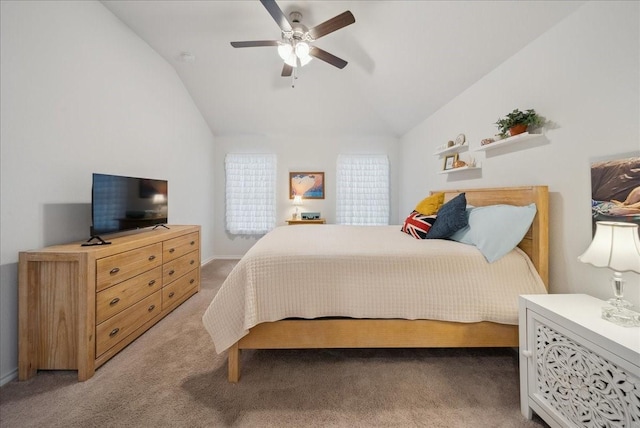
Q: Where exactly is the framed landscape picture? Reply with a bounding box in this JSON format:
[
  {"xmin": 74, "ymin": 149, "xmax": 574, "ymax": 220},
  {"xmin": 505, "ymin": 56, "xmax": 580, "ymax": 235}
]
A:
[{"xmin": 290, "ymin": 172, "xmax": 325, "ymax": 199}]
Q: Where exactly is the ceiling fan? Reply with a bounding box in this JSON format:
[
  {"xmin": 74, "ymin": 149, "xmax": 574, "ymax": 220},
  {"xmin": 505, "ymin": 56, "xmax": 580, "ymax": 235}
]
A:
[{"xmin": 231, "ymin": 0, "xmax": 355, "ymax": 85}]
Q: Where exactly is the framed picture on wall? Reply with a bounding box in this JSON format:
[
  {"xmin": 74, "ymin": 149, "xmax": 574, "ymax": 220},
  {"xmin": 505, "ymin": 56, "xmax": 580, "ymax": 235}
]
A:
[
  {"xmin": 290, "ymin": 172, "xmax": 325, "ymax": 199},
  {"xmin": 589, "ymin": 154, "xmax": 640, "ymax": 236},
  {"xmin": 443, "ymin": 154, "xmax": 457, "ymax": 170}
]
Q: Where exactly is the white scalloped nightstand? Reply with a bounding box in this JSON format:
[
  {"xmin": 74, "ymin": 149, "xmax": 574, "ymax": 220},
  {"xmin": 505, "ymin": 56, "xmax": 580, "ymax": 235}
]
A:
[{"xmin": 519, "ymin": 294, "xmax": 640, "ymax": 427}]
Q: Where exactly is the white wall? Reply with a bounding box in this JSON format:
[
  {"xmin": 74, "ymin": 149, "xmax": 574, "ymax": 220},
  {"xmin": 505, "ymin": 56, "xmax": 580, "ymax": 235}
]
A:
[
  {"xmin": 213, "ymin": 135, "xmax": 400, "ymax": 257},
  {"xmin": 400, "ymin": 1, "xmax": 640, "ymax": 306},
  {"xmin": 0, "ymin": 1, "xmax": 216, "ymax": 385}
]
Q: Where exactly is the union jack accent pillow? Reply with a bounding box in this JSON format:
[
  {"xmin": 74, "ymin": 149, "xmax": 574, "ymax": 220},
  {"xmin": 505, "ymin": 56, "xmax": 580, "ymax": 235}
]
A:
[{"xmin": 401, "ymin": 210, "xmax": 437, "ymax": 239}]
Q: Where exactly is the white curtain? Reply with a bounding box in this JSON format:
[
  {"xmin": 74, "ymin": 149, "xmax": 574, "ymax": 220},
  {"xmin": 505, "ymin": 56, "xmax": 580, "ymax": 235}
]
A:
[
  {"xmin": 336, "ymin": 154, "xmax": 390, "ymax": 225},
  {"xmin": 225, "ymin": 153, "xmax": 277, "ymax": 234}
]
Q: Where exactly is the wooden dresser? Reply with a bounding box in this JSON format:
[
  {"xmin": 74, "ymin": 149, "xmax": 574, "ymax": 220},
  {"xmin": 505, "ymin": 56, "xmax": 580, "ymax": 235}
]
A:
[{"xmin": 18, "ymin": 225, "xmax": 201, "ymax": 381}]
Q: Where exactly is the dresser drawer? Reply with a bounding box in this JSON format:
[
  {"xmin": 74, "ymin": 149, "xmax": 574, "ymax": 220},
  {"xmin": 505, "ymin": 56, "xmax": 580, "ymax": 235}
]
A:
[
  {"xmin": 163, "ymin": 250, "xmax": 199, "ymax": 285},
  {"xmin": 96, "ymin": 291, "xmax": 161, "ymax": 357},
  {"xmin": 163, "ymin": 232, "xmax": 199, "ymax": 263},
  {"xmin": 162, "ymin": 268, "xmax": 199, "ymax": 311},
  {"xmin": 96, "ymin": 267, "xmax": 162, "ymax": 324},
  {"xmin": 96, "ymin": 243, "xmax": 162, "ymax": 291}
]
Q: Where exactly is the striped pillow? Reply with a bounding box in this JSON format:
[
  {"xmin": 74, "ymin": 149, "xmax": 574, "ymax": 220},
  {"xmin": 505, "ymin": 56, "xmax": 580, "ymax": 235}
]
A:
[{"xmin": 401, "ymin": 210, "xmax": 437, "ymax": 239}]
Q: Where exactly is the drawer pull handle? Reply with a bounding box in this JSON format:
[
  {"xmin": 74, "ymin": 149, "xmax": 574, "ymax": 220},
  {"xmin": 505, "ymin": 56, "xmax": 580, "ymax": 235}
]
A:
[
  {"xmin": 109, "ymin": 328, "xmax": 119, "ymax": 337},
  {"xmin": 190, "ymin": 241, "xmax": 195, "ymax": 245},
  {"xmin": 148, "ymin": 279, "xmax": 156, "ymax": 286},
  {"xmin": 522, "ymin": 350, "xmax": 533, "ymax": 358},
  {"xmin": 169, "ymin": 269, "xmax": 175, "ymax": 276},
  {"xmin": 109, "ymin": 297, "xmax": 120, "ymax": 306},
  {"xmin": 148, "ymin": 255, "xmax": 156, "ymax": 261},
  {"xmin": 169, "ymin": 248, "xmax": 175, "ymax": 253},
  {"xmin": 148, "ymin": 304, "xmax": 155, "ymax": 312},
  {"xmin": 110, "ymin": 267, "xmax": 120, "ymax": 275},
  {"xmin": 169, "ymin": 292, "xmax": 175, "ymax": 298},
  {"xmin": 190, "ymin": 260, "xmax": 195, "ymax": 265},
  {"xmin": 190, "ymin": 279, "xmax": 195, "ymax": 284}
]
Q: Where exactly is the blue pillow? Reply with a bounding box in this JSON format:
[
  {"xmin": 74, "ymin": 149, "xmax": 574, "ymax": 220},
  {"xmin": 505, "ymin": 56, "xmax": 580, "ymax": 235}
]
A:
[
  {"xmin": 450, "ymin": 203, "xmax": 537, "ymax": 262},
  {"xmin": 425, "ymin": 193, "xmax": 468, "ymax": 239}
]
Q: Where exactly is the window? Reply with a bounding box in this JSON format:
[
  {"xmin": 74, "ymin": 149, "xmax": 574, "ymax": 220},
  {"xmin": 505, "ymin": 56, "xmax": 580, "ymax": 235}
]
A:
[
  {"xmin": 336, "ymin": 154, "xmax": 389, "ymax": 225},
  {"xmin": 225, "ymin": 153, "xmax": 277, "ymax": 234}
]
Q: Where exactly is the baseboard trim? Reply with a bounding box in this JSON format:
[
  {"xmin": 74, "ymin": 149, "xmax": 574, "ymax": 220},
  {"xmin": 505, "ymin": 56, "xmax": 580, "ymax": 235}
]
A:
[
  {"xmin": 209, "ymin": 256, "xmax": 243, "ymax": 261},
  {"xmin": 1, "ymin": 368, "xmax": 18, "ymax": 387}
]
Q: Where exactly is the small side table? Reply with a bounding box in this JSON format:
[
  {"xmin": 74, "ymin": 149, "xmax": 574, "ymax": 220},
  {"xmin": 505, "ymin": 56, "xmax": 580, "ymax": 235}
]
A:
[
  {"xmin": 519, "ymin": 294, "xmax": 640, "ymax": 427},
  {"xmin": 286, "ymin": 218, "xmax": 326, "ymax": 225}
]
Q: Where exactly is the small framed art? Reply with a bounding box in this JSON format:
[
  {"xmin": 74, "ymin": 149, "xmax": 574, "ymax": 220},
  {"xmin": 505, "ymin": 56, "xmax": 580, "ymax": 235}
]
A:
[
  {"xmin": 290, "ymin": 172, "xmax": 325, "ymax": 199},
  {"xmin": 443, "ymin": 154, "xmax": 458, "ymax": 170}
]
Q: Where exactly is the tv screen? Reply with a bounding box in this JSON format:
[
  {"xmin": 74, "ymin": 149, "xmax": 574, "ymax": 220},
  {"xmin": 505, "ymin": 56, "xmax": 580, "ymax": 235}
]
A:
[{"xmin": 91, "ymin": 173, "xmax": 168, "ymax": 236}]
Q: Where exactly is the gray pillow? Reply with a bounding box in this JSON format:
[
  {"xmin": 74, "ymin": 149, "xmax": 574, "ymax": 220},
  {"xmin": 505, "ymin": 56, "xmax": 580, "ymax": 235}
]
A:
[{"xmin": 425, "ymin": 193, "xmax": 468, "ymax": 239}]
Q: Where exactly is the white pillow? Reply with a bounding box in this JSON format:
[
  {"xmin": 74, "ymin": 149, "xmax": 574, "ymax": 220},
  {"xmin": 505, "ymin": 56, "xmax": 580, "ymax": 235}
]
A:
[{"xmin": 450, "ymin": 203, "xmax": 537, "ymax": 263}]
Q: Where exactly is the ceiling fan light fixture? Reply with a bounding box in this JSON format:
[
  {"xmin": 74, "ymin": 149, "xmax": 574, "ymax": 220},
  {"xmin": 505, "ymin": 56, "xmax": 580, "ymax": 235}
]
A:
[
  {"xmin": 298, "ymin": 55, "xmax": 312, "ymax": 66},
  {"xmin": 294, "ymin": 41, "xmax": 310, "ymax": 59},
  {"xmin": 277, "ymin": 42, "xmax": 293, "ymax": 61},
  {"xmin": 284, "ymin": 53, "xmax": 298, "ymax": 68}
]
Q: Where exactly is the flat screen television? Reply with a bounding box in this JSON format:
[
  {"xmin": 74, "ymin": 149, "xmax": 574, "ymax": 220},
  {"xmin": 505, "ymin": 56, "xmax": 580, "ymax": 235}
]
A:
[{"xmin": 88, "ymin": 173, "xmax": 168, "ymax": 243}]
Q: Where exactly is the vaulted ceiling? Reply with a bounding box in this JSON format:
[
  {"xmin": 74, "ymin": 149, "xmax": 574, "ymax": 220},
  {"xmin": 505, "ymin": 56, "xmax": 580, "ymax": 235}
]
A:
[{"xmin": 101, "ymin": 1, "xmax": 584, "ymax": 137}]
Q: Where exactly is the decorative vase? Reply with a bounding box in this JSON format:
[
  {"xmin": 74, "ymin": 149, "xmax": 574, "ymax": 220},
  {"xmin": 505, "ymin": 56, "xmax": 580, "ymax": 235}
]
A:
[{"xmin": 509, "ymin": 124, "xmax": 527, "ymax": 136}]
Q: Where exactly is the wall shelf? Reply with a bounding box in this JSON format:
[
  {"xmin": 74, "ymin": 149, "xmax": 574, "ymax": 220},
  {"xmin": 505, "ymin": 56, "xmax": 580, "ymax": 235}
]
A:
[
  {"xmin": 433, "ymin": 144, "xmax": 468, "ymax": 156},
  {"xmin": 473, "ymin": 132, "xmax": 542, "ymax": 152},
  {"xmin": 438, "ymin": 165, "xmax": 481, "ymax": 174}
]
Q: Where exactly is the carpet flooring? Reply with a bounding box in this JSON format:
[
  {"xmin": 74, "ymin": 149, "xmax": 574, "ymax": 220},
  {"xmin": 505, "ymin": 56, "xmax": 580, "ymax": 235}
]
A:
[{"xmin": 0, "ymin": 259, "xmax": 549, "ymax": 427}]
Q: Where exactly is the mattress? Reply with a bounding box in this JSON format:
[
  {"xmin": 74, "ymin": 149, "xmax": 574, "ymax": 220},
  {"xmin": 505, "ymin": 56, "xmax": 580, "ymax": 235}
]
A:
[{"xmin": 202, "ymin": 225, "xmax": 547, "ymax": 353}]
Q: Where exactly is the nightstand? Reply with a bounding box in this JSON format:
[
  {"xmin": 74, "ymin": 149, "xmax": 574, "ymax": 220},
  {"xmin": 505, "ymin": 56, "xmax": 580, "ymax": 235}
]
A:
[
  {"xmin": 286, "ymin": 218, "xmax": 326, "ymax": 225},
  {"xmin": 519, "ymin": 294, "xmax": 640, "ymax": 427}
]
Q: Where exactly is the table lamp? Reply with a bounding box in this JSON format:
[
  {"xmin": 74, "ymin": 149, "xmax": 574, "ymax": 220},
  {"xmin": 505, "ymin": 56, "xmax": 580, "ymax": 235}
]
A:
[
  {"xmin": 292, "ymin": 195, "xmax": 303, "ymax": 220},
  {"xmin": 578, "ymin": 221, "xmax": 640, "ymax": 327}
]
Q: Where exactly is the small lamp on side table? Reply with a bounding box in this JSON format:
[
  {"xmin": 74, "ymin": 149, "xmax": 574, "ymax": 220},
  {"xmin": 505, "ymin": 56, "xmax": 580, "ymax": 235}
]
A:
[
  {"xmin": 578, "ymin": 221, "xmax": 640, "ymax": 327},
  {"xmin": 292, "ymin": 195, "xmax": 303, "ymax": 220}
]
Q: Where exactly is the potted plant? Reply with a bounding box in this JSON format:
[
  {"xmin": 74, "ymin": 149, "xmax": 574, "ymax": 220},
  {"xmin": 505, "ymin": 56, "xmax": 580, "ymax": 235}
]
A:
[{"xmin": 495, "ymin": 108, "xmax": 543, "ymax": 137}]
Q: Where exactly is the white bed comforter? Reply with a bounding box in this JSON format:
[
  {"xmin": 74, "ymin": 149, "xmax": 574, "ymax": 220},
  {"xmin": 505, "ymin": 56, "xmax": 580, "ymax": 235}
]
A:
[{"xmin": 202, "ymin": 225, "xmax": 547, "ymax": 353}]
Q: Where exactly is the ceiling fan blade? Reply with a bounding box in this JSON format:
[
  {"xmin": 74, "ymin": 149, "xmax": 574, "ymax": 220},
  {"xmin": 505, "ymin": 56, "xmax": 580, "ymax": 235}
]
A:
[
  {"xmin": 308, "ymin": 11, "xmax": 355, "ymax": 40},
  {"xmin": 309, "ymin": 46, "xmax": 348, "ymax": 69},
  {"xmin": 230, "ymin": 40, "xmax": 279, "ymax": 48},
  {"xmin": 260, "ymin": 0, "xmax": 292, "ymax": 32},
  {"xmin": 281, "ymin": 63, "xmax": 293, "ymax": 77}
]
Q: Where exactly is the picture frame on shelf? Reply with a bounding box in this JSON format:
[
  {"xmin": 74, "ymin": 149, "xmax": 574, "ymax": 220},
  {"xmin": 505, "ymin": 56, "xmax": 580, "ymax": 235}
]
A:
[
  {"xmin": 289, "ymin": 171, "xmax": 325, "ymax": 199},
  {"xmin": 443, "ymin": 154, "xmax": 458, "ymax": 170}
]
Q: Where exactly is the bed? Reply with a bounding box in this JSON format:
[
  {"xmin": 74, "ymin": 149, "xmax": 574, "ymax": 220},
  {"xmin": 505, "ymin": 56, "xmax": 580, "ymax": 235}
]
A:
[{"xmin": 203, "ymin": 186, "xmax": 549, "ymax": 382}]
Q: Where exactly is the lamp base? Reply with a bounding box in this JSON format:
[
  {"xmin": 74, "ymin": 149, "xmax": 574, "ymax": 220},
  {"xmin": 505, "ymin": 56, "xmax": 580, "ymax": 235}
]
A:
[{"xmin": 601, "ymin": 305, "xmax": 640, "ymax": 327}]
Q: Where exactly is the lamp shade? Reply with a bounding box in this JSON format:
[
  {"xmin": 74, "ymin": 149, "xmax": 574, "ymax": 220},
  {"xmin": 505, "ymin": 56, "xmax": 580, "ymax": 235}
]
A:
[
  {"xmin": 298, "ymin": 55, "xmax": 312, "ymax": 66},
  {"xmin": 578, "ymin": 221, "xmax": 640, "ymax": 273},
  {"xmin": 295, "ymin": 42, "xmax": 310, "ymax": 59},
  {"xmin": 277, "ymin": 43, "xmax": 292, "ymax": 60},
  {"xmin": 292, "ymin": 195, "xmax": 303, "ymax": 206}
]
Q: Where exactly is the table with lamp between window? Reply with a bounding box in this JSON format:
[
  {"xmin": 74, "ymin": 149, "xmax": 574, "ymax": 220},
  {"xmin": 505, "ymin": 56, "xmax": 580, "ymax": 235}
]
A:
[
  {"xmin": 289, "ymin": 194, "xmax": 325, "ymax": 224},
  {"xmin": 286, "ymin": 218, "xmax": 326, "ymax": 225}
]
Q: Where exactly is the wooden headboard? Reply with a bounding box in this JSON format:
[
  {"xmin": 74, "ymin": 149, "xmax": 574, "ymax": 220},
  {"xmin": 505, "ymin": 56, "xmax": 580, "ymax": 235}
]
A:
[{"xmin": 431, "ymin": 186, "xmax": 549, "ymax": 289}]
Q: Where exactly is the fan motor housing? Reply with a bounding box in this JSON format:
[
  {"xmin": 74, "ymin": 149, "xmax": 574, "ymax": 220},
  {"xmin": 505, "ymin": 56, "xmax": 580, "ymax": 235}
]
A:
[{"xmin": 288, "ymin": 12, "xmax": 309, "ymax": 40}]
